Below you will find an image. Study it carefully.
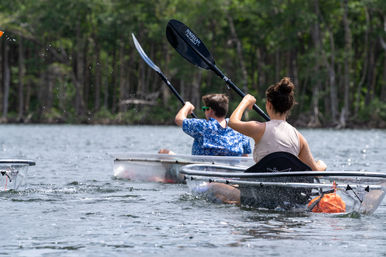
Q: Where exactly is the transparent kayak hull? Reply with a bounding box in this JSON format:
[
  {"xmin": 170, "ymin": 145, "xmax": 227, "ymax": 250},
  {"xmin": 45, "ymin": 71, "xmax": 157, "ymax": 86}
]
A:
[
  {"xmin": 182, "ymin": 164, "xmax": 386, "ymax": 215},
  {"xmin": 0, "ymin": 159, "xmax": 35, "ymax": 191},
  {"xmin": 113, "ymin": 153, "xmax": 255, "ymax": 183}
]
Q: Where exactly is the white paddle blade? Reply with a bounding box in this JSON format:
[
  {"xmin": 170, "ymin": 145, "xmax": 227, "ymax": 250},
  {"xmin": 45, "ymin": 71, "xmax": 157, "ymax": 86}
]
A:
[{"xmin": 132, "ymin": 33, "xmax": 161, "ymax": 73}]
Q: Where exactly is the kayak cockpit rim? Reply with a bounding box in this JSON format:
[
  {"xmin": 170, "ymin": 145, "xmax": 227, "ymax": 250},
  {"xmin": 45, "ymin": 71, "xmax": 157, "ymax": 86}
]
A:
[
  {"xmin": 181, "ymin": 164, "xmax": 386, "ymax": 178},
  {"xmin": 184, "ymin": 175, "xmax": 384, "ymax": 190},
  {"xmin": 0, "ymin": 159, "xmax": 35, "ymax": 166},
  {"xmin": 114, "ymin": 157, "xmax": 211, "ymax": 165},
  {"xmin": 114, "ymin": 153, "xmax": 255, "ymax": 167}
]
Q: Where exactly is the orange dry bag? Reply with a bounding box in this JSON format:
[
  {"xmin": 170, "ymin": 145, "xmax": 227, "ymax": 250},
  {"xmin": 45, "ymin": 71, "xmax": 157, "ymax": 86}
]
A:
[
  {"xmin": 0, "ymin": 31, "xmax": 3, "ymax": 38},
  {"xmin": 308, "ymin": 192, "xmax": 346, "ymax": 213}
]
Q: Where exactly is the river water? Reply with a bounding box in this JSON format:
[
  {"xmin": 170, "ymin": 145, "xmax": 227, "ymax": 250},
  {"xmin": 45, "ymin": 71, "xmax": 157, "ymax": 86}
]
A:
[{"xmin": 0, "ymin": 125, "xmax": 385, "ymax": 257}]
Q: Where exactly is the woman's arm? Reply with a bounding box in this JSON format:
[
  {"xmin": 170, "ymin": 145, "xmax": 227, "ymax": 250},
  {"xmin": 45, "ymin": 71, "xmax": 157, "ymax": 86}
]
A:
[
  {"xmin": 298, "ymin": 133, "xmax": 327, "ymax": 171},
  {"xmin": 175, "ymin": 102, "xmax": 195, "ymax": 127},
  {"xmin": 229, "ymin": 95, "xmax": 265, "ymax": 142}
]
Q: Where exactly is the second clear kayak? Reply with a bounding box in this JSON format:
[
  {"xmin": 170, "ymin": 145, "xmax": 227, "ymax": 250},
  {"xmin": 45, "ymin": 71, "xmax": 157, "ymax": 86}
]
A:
[
  {"xmin": 113, "ymin": 152, "xmax": 255, "ymax": 183},
  {"xmin": 0, "ymin": 159, "xmax": 35, "ymax": 191}
]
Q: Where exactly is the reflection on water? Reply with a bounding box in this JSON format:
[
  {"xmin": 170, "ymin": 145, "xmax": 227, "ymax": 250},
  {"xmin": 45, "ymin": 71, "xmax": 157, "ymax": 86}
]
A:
[{"xmin": 0, "ymin": 125, "xmax": 385, "ymax": 256}]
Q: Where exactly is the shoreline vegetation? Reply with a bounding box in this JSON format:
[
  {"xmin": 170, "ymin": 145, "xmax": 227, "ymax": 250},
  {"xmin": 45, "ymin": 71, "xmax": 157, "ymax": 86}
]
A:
[
  {"xmin": 0, "ymin": 104, "xmax": 384, "ymax": 129},
  {"xmin": 0, "ymin": 1, "xmax": 385, "ymax": 129}
]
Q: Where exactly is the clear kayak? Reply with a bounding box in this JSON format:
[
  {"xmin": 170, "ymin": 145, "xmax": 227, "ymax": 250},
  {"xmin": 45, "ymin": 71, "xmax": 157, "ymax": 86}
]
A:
[
  {"xmin": 181, "ymin": 164, "xmax": 386, "ymax": 215},
  {"xmin": 0, "ymin": 159, "xmax": 36, "ymax": 191},
  {"xmin": 113, "ymin": 152, "xmax": 255, "ymax": 183}
]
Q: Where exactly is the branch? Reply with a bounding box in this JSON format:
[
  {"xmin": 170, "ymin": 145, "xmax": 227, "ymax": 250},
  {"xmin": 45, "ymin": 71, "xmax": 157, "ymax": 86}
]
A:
[{"xmin": 120, "ymin": 99, "xmax": 157, "ymax": 106}]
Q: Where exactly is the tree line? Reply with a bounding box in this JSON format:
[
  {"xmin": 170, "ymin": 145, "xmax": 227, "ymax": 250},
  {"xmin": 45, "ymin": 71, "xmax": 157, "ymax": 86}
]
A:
[{"xmin": 0, "ymin": 0, "xmax": 385, "ymax": 127}]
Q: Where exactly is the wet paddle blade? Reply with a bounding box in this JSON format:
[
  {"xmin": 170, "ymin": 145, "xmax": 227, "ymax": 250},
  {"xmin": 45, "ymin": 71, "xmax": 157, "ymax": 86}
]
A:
[
  {"xmin": 166, "ymin": 19, "xmax": 214, "ymax": 70},
  {"xmin": 131, "ymin": 33, "xmax": 198, "ymax": 118},
  {"xmin": 132, "ymin": 33, "xmax": 161, "ymax": 73}
]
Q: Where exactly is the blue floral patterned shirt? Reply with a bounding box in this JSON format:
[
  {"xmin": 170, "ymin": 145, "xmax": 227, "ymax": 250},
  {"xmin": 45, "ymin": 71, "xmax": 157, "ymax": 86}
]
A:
[{"xmin": 182, "ymin": 118, "xmax": 252, "ymax": 156}]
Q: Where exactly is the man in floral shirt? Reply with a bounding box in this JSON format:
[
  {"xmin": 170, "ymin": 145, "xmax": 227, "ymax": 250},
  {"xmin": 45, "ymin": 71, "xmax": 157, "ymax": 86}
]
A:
[{"xmin": 173, "ymin": 94, "xmax": 251, "ymax": 156}]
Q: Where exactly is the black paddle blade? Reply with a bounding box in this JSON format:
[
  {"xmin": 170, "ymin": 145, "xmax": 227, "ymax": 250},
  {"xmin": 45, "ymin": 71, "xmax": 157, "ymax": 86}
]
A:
[
  {"xmin": 132, "ymin": 33, "xmax": 161, "ymax": 73},
  {"xmin": 166, "ymin": 19, "xmax": 214, "ymax": 70}
]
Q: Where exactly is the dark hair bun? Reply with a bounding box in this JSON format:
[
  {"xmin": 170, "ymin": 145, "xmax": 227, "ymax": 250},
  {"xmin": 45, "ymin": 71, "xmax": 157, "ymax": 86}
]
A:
[
  {"xmin": 265, "ymin": 77, "xmax": 296, "ymax": 114},
  {"xmin": 278, "ymin": 77, "xmax": 294, "ymax": 95}
]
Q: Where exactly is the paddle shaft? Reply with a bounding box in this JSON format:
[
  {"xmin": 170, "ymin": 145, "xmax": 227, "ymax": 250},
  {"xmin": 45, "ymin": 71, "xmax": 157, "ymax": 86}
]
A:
[
  {"xmin": 210, "ymin": 64, "xmax": 270, "ymax": 121},
  {"xmin": 157, "ymin": 71, "xmax": 198, "ymax": 118}
]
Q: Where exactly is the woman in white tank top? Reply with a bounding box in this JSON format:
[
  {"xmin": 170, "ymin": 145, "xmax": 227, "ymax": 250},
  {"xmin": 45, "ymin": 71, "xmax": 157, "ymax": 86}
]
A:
[
  {"xmin": 203, "ymin": 78, "xmax": 326, "ymax": 205},
  {"xmin": 229, "ymin": 77, "xmax": 326, "ymax": 171}
]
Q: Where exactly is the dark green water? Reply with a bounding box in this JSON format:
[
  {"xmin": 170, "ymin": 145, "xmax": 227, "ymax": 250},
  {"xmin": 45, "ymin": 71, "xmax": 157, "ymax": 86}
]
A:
[{"xmin": 0, "ymin": 125, "xmax": 385, "ymax": 256}]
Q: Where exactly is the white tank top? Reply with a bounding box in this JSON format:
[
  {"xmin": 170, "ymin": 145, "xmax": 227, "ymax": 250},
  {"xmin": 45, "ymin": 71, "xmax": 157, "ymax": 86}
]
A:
[{"xmin": 253, "ymin": 120, "xmax": 300, "ymax": 163}]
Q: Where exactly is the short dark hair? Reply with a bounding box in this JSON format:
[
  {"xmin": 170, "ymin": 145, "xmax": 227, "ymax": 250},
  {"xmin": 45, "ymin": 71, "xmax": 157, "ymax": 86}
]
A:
[
  {"xmin": 202, "ymin": 94, "xmax": 229, "ymax": 117},
  {"xmin": 266, "ymin": 77, "xmax": 295, "ymax": 114}
]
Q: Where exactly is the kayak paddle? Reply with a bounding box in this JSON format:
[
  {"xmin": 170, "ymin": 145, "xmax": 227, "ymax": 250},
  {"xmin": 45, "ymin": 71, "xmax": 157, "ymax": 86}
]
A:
[
  {"xmin": 131, "ymin": 33, "xmax": 198, "ymax": 118},
  {"xmin": 166, "ymin": 19, "xmax": 270, "ymax": 121},
  {"xmin": 0, "ymin": 31, "xmax": 3, "ymax": 38}
]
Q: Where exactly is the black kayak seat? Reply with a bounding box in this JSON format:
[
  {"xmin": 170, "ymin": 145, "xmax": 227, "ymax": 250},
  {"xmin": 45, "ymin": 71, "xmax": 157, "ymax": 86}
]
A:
[
  {"xmin": 240, "ymin": 151, "xmax": 314, "ymax": 210},
  {"xmin": 245, "ymin": 151, "xmax": 311, "ymax": 173}
]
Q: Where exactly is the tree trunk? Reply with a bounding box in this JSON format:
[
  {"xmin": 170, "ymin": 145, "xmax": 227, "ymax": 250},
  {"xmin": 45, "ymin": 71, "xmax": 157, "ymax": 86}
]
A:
[
  {"xmin": 161, "ymin": 44, "xmax": 171, "ymax": 106},
  {"xmin": 119, "ymin": 39, "xmax": 127, "ymax": 112},
  {"xmin": 37, "ymin": 69, "xmax": 46, "ymax": 119},
  {"xmin": 256, "ymin": 48, "xmax": 266, "ymax": 96},
  {"xmin": 18, "ymin": 36, "xmax": 25, "ymax": 121},
  {"xmin": 327, "ymin": 42, "xmax": 338, "ymax": 124},
  {"xmin": 297, "ymin": 72, "xmax": 309, "ymax": 115},
  {"xmin": 191, "ymin": 71, "xmax": 202, "ymax": 108},
  {"xmin": 25, "ymin": 44, "xmax": 32, "ymax": 119},
  {"xmin": 341, "ymin": 0, "xmax": 352, "ymax": 126},
  {"xmin": 318, "ymin": 8, "xmax": 338, "ymax": 124},
  {"xmin": 227, "ymin": 15, "xmax": 248, "ymax": 92},
  {"xmin": 308, "ymin": 0, "xmax": 322, "ymax": 127},
  {"xmin": 125, "ymin": 49, "xmax": 133, "ymax": 106},
  {"xmin": 94, "ymin": 38, "xmax": 101, "ymax": 111},
  {"xmin": 318, "ymin": 11, "xmax": 338, "ymax": 124},
  {"xmin": 25, "ymin": 79, "xmax": 31, "ymax": 119},
  {"xmin": 46, "ymin": 66, "xmax": 53, "ymax": 111},
  {"xmin": 381, "ymin": 55, "xmax": 386, "ymax": 102},
  {"xmin": 102, "ymin": 60, "xmax": 109, "ymax": 109},
  {"xmin": 2, "ymin": 40, "xmax": 10, "ymax": 121},
  {"xmin": 111, "ymin": 44, "xmax": 117, "ymax": 112},
  {"xmin": 354, "ymin": 7, "xmax": 370, "ymax": 116},
  {"xmin": 74, "ymin": 23, "xmax": 85, "ymax": 117},
  {"xmin": 289, "ymin": 49, "xmax": 299, "ymax": 92},
  {"xmin": 180, "ymin": 79, "xmax": 185, "ymax": 102},
  {"xmin": 275, "ymin": 51, "xmax": 280, "ymax": 82},
  {"xmin": 365, "ymin": 39, "xmax": 375, "ymax": 105},
  {"xmin": 58, "ymin": 70, "xmax": 66, "ymax": 113},
  {"xmin": 83, "ymin": 39, "xmax": 90, "ymax": 113}
]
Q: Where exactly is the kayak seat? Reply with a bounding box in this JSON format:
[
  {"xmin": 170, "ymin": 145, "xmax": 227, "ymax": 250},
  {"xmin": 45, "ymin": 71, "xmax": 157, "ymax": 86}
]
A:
[{"xmin": 240, "ymin": 152, "xmax": 314, "ymax": 210}]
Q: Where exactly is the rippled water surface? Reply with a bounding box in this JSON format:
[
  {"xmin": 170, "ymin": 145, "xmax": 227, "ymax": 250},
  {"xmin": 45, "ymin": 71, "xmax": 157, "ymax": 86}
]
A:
[{"xmin": 0, "ymin": 125, "xmax": 385, "ymax": 257}]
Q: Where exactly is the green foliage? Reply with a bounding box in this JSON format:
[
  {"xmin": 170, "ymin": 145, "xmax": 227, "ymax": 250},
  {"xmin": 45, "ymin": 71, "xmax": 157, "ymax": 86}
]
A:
[
  {"xmin": 358, "ymin": 98, "xmax": 386, "ymax": 122},
  {"xmin": 0, "ymin": 0, "xmax": 384, "ymax": 127},
  {"xmin": 41, "ymin": 108, "xmax": 63, "ymax": 123},
  {"xmin": 94, "ymin": 107, "xmax": 114, "ymax": 121}
]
